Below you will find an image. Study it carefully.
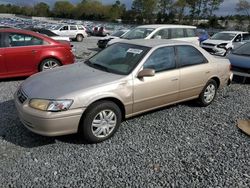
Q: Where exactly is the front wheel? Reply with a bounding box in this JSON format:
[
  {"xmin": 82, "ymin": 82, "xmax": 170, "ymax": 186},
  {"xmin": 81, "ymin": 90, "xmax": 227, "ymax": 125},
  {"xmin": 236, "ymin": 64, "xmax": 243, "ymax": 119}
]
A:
[
  {"xmin": 197, "ymin": 80, "xmax": 218, "ymax": 106},
  {"xmin": 80, "ymin": 101, "xmax": 122, "ymax": 143}
]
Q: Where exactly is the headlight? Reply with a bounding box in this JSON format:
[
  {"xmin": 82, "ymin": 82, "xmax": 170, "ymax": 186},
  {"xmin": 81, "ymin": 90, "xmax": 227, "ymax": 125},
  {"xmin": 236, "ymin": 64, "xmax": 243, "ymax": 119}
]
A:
[
  {"xmin": 29, "ymin": 99, "xmax": 73, "ymax": 112},
  {"xmin": 217, "ymin": 43, "xmax": 228, "ymax": 49}
]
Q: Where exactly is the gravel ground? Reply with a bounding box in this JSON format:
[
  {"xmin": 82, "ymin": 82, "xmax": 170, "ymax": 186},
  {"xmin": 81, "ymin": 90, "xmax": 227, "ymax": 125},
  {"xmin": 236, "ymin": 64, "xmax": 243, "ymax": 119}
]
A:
[{"xmin": 0, "ymin": 37, "xmax": 250, "ymax": 187}]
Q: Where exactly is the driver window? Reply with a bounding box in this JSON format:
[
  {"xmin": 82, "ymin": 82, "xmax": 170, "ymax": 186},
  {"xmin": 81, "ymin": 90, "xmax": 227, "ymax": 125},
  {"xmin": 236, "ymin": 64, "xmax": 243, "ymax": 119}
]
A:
[
  {"xmin": 143, "ymin": 47, "xmax": 175, "ymax": 72},
  {"xmin": 60, "ymin": 26, "xmax": 68, "ymax": 31},
  {"xmin": 152, "ymin": 29, "xmax": 169, "ymax": 39},
  {"xmin": 234, "ymin": 34, "xmax": 242, "ymax": 42}
]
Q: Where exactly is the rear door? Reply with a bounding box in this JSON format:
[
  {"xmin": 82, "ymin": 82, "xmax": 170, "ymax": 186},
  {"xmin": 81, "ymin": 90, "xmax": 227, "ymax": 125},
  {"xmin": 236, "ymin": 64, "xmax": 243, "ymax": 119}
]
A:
[
  {"xmin": 4, "ymin": 32, "xmax": 44, "ymax": 76},
  {"xmin": 176, "ymin": 45, "xmax": 213, "ymax": 100},
  {"xmin": 69, "ymin": 25, "xmax": 78, "ymax": 38}
]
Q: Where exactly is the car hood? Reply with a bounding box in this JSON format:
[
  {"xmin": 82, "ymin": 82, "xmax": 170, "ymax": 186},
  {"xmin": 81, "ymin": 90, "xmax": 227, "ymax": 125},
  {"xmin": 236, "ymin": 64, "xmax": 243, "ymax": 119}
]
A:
[
  {"xmin": 227, "ymin": 53, "xmax": 250, "ymax": 69},
  {"xmin": 100, "ymin": 36, "xmax": 118, "ymax": 40},
  {"xmin": 107, "ymin": 38, "xmax": 125, "ymax": 45},
  {"xmin": 202, "ymin": 39, "xmax": 230, "ymax": 45},
  {"xmin": 21, "ymin": 63, "xmax": 124, "ymax": 100}
]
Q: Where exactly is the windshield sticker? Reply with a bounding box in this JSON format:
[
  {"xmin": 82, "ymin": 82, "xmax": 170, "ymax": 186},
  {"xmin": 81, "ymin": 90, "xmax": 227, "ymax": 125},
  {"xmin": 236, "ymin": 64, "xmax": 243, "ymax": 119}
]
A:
[{"xmin": 127, "ymin": 48, "xmax": 143, "ymax": 54}]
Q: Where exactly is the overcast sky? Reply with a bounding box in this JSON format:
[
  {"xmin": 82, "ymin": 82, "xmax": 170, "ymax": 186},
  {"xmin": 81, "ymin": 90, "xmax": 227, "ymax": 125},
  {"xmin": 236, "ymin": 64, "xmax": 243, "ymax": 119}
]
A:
[{"xmin": 0, "ymin": 0, "xmax": 243, "ymax": 16}]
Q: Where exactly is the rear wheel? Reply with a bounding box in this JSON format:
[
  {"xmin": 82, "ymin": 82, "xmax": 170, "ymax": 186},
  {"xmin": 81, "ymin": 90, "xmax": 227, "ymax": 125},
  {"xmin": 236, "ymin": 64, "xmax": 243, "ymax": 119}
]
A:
[
  {"xmin": 39, "ymin": 58, "xmax": 60, "ymax": 72},
  {"xmin": 80, "ymin": 101, "xmax": 122, "ymax": 143},
  {"xmin": 197, "ymin": 79, "xmax": 218, "ymax": 106},
  {"xmin": 76, "ymin": 34, "xmax": 83, "ymax": 42}
]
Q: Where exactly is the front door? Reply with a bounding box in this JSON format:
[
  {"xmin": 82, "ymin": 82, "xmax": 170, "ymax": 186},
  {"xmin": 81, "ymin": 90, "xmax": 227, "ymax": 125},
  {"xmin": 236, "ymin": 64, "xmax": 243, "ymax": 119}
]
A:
[
  {"xmin": 4, "ymin": 32, "xmax": 42, "ymax": 76},
  {"xmin": 133, "ymin": 46, "xmax": 179, "ymax": 114}
]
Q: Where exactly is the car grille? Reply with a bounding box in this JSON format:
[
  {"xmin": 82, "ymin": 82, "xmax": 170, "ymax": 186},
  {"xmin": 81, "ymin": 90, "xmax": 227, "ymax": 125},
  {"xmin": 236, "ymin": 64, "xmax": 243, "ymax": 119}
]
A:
[
  {"xmin": 17, "ymin": 89, "xmax": 28, "ymax": 104},
  {"xmin": 231, "ymin": 66, "xmax": 250, "ymax": 74},
  {"xmin": 202, "ymin": 47, "xmax": 215, "ymax": 53},
  {"xmin": 202, "ymin": 43, "xmax": 216, "ymax": 47}
]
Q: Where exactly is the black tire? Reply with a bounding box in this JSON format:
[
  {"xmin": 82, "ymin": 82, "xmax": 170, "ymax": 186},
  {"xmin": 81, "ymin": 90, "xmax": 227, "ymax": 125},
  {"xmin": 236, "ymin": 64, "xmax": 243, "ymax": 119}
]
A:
[
  {"xmin": 197, "ymin": 79, "xmax": 218, "ymax": 107},
  {"xmin": 80, "ymin": 101, "xmax": 122, "ymax": 143},
  {"xmin": 225, "ymin": 48, "xmax": 232, "ymax": 56},
  {"xmin": 39, "ymin": 58, "xmax": 60, "ymax": 72},
  {"xmin": 76, "ymin": 34, "xmax": 83, "ymax": 42}
]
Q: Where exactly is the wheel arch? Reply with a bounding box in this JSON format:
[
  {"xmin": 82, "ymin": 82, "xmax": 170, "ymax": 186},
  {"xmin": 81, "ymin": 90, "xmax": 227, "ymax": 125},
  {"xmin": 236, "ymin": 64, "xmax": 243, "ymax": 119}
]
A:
[
  {"xmin": 209, "ymin": 76, "xmax": 220, "ymax": 88},
  {"xmin": 38, "ymin": 57, "xmax": 62, "ymax": 71}
]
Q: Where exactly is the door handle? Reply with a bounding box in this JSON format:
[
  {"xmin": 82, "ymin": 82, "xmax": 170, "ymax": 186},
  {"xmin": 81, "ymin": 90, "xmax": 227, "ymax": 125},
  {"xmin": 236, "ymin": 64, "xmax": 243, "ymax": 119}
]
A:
[
  {"xmin": 171, "ymin": 78, "xmax": 179, "ymax": 81},
  {"xmin": 32, "ymin": 50, "xmax": 37, "ymax": 54},
  {"xmin": 205, "ymin": 71, "xmax": 210, "ymax": 74}
]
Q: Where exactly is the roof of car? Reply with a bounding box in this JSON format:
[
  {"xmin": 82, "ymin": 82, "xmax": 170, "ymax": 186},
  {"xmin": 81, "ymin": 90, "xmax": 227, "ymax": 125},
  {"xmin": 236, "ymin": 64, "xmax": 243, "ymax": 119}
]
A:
[
  {"xmin": 119, "ymin": 39, "xmax": 193, "ymax": 48},
  {"xmin": 219, "ymin": 31, "xmax": 248, "ymax": 34},
  {"xmin": 0, "ymin": 28, "xmax": 58, "ymax": 43},
  {"xmin": 137, "ymin": 24, "xmax": 197, "ymax": 29}
]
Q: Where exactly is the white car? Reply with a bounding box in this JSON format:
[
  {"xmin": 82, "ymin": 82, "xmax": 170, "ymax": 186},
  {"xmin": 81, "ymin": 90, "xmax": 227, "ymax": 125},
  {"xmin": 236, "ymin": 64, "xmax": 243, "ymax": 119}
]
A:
[
  {"xmin": 51, "ymin": 25, "xmax": 88, "ymax": 42},
  {"xmin": 107, "ymin": 24, "xmax": 199, "ymax": 46},
  {"xmin": 200, "ymin": 31, "xmax": 249, "ymax": 56}
]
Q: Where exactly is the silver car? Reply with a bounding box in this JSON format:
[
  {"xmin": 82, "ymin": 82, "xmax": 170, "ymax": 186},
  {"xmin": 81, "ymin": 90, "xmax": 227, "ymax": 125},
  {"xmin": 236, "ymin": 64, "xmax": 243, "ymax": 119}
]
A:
[{"xmin": 14, "ymin": 40, "xmax": 232, "ymax": 143}]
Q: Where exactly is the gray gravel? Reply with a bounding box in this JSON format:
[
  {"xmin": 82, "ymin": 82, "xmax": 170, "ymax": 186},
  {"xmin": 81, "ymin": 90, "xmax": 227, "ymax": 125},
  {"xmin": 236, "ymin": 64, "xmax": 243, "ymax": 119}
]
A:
[{"xmin": 0, "ymin": 37, "xmax": 250, "ymax": 188}]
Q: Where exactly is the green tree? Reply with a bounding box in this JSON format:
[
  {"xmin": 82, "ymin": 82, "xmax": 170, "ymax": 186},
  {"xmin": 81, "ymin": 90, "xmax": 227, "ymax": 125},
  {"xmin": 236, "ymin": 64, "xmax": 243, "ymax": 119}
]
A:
[
  {"xmin": 132, "ymin": 0, "xmax": 158, "ymax": 23},
  {"xmin": 236, "ymin": 0, "xmax": 250, "ymax": 18},
  {"xmin": 34, "ymin": 2, "xmax": 50, "ymax": 17},
  {"xmin": 53, "ymin": 1, "xmax": 74, "ymax": 18},
  {"xmin": 203, "ymin": 0, "xmax": 224, "ymax": 18},
  {"xmin": 174, "ymin": 0, "xmax": 187, "ymax": 22}
]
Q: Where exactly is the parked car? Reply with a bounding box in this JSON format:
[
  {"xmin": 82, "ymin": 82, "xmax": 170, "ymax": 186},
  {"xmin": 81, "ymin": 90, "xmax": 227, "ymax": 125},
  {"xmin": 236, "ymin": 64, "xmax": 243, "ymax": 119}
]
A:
[
  {"xmin": 14, "ymin": 39, "xmax": 232, "ymax": 143},
  {"xmin": 50, "ymin": 25, "xmax": 88, "ymax": 42},
  {"xmin": 97, "ymin": 29, "xmax": 130, "ymax": 48},
  {"xmin": 107, "ymin": 24, "xmax": 200, "ymax": 46},
  {"xmin": 196, "ymin": 29, "xmax": 209, "ymax": 43},
  {"xmin": 29, "ymin": 28, "xmax": 70, "ymax": 41},
  {"xmin": 92, "ymin": 26, "xmax": 112, "ymax": 36},
  {"xmin": 200, "ymin": 31, "xmax": 249, "ymax": 56},
  {"xmin": 0, "ymin": 28, "xmax": 74, "ymax": 79},
  {"xmin": 227, "ymin": 42, "xmax": 250, "ymax": 83}
]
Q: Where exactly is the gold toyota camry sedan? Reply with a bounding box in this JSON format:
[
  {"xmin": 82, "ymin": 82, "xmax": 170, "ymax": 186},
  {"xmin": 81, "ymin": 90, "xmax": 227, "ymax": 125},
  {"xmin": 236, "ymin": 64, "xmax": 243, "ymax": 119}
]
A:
[{"xmin": 14, "ymin": 39, "xmax": 232, "ymax": 143}]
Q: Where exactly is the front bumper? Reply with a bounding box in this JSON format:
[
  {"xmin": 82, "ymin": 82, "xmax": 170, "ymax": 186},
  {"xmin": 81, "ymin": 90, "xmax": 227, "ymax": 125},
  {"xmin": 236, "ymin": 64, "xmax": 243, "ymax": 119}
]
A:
[
  {"xmin": 14, "ymin": 92, "xmax": 85, "ymax": 137},
  {"xmin": 201, "ymin": 45, "xmax": 226, "ymax": 56}
]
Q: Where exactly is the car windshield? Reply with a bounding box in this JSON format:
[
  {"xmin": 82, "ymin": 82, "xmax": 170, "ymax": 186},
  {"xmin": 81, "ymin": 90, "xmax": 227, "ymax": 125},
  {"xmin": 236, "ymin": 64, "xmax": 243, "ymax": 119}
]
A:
[
  {"xmin": 111, "ymin": 30, "xmax": 126, "ymax": 37},
  {"xmin": 86, "ymin": 43, "xmax": 150, "ymax": 75},
  {"xmin": 232, "ymin": 42, "xmax": 250, "ymax": 56},
  {"xmin": 210, "ymin": 32, "xmax": 236, "ymax": 40},
  {"xmin": 121, "ymin": 28, "xmax": 155, "ymax": 39}
]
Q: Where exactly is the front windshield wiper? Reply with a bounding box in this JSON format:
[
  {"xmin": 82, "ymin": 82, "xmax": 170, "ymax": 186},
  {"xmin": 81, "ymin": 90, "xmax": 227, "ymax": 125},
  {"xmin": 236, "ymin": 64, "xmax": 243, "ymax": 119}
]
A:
[
  {"xmin": 233, "ymin": 53, "xmax": 250, "ymax": 56},
  {"xmin": 85, "ymin": 60, "xmax": 110, "ymax": 72}
]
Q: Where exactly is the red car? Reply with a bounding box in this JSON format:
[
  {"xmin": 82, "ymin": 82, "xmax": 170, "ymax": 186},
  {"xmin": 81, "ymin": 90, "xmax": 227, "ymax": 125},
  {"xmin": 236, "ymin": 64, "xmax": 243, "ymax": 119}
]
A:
[{"xmin": 0, "ymin": 28, "xmax": 74, "ymax": 79}]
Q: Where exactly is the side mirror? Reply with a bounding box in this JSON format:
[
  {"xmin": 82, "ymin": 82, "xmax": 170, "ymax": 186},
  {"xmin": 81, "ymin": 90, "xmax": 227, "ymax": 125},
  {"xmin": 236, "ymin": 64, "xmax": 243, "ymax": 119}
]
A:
[
  {"xmin": 137, "ymin": 69, "xmax": 155, "ymax": 78},
  {"xmin": 153, "ymin": 35, "xmax": 162, "ymax": 39}
]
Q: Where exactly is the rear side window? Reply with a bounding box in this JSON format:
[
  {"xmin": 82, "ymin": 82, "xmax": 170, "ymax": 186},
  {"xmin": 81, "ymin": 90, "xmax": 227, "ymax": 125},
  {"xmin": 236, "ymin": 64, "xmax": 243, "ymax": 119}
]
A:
[
  {"xmin": 243, "ymin": 34, "xmax": 250, "ymax": 40},
  {"xmin": 170, "ymin": 28, "xmax": 184, "ymax": 38},
  {"xmin": 144, "ymin": 47, "xmax": 175, "ymax": 72},
  {"xmin": 8, "ymin": 33, "xmax": 43, "ymax": 47},
  {"xmin": 70, "ymin": 26, "xmax": 77, "ymax": 30},
  {"xmin": 78, "ymin": 25, "xmax": 84, "ymax": 30},
  {"xmin": 186, "ymin": 28, "xmax": 196, "ymax": 37},
  {"xmin": 177, "ymin": 45, "xmax": 207, "ymax": 67}
]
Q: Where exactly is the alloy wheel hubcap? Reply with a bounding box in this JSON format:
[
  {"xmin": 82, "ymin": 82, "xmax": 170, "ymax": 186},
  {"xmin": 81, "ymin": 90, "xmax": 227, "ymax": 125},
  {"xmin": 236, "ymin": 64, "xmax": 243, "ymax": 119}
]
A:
[
  {"xmin": 204, "ymin": 84, "xmax": 216, "ymax": 103},
  {"xmin": 42, "ymin": 61, "xmax": 59, "ymax": 71},
  {"xmin": 91, "ymin": 110, "xmax": 117, "ymax": 138}
]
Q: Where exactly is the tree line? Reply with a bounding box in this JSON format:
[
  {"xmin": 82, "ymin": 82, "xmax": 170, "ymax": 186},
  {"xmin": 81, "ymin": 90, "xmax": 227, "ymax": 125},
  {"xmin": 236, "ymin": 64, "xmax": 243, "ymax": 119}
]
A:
[{"xmin": 0, "ymin": 0, "xmax": 249, "ymax": 26}]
